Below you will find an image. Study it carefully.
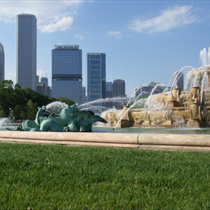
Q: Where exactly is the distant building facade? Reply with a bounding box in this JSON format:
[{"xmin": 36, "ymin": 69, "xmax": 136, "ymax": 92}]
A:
[
  {"xmin": 113, "ymin": 79, "xmax": 125, "ymax": 97},
  {"xmin": 106, "ymin": 82, "xmax": 113, "ymax": 108},
  {"xmin": 106, "ymin": 82, "xmax": 113, "ymax": 98},
  {"xmin": 16, "ymin": 14, "xmax": 37, "ymax": 91},
  {"xmin": 36, "ymin": 76, "xmax": 51, "ymax": 97},
  {"xmin": 172, "ymin": 71, "xmax": 183, "ymax": 89},
  {"xmin": 37, "ymin": 83, "xmax": 52, "ymax": 97},
  {"xmin": 112, "ymin": 79, "xmax": 126, "ymax": 109},
  {"xmin": 87, "ymin": 53, "xmax": 106, "ymax": 102},
  {"xmin": 41, "ymin": 77, "xmax": 48, "ymax": 86},
  {"xmin": 0, "ymin": 42, "xmax": 5, "ymax": 82},
  {"xmin": 52, "ymin": 45, "xmax": 82, "ymax": 104},
  {"xmin": 82, "ymin": 86, "xmax": 87, "ymax": 104}
]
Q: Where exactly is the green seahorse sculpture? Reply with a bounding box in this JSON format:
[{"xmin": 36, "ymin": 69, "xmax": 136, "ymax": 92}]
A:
[{"xmin": 16, "ymin": 104, "xmax": 107, "ymax": 132}]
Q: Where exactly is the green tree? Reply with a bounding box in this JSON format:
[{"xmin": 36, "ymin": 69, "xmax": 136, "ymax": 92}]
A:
[
  {"xmin": 14, "ymin": 105, "xmax": 23, "ymax": 119},
  {"xmin": 0, "ymin": 80, "xmax": 76, "ymax": 120},
  {"xmin": 0, "ymin": 80, "xmax": 14, "ymax": 89},
  {"xmin": 27, "ymin": 100, "xmax": 38, "ymax": 119},
  {"xmin": 0, "ymin": 109, "xmax": 7, "ymax": 118}
]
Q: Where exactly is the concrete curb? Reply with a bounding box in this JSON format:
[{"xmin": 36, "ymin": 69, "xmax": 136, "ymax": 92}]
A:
[{"xmin": 0, "ymin": 131, "xmax": 210, "ymax": 152}]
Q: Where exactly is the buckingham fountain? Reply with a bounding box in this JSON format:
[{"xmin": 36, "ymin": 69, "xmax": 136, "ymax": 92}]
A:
[
  {"xmin": 101, "ymin": 66, "xmax": 210, "ymax": 129},
  {"xmin": 100, "ymin": 48, "xmax": 210, "ymax": 129},
  {"xmin": 1, "ymin": 48, "xmax": 210, "ymax": 152}
]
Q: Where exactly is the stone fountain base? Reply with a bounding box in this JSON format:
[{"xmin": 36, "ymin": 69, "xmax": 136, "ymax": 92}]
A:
[{"xmin": 102, "ymin": 85, "xmax": 210, "ymax": 129}]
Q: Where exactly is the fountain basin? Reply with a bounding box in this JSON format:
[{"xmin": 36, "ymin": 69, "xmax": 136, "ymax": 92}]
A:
[{"xmin": 1, "ymin": 130, "xmax": 210, "ymax": 152}]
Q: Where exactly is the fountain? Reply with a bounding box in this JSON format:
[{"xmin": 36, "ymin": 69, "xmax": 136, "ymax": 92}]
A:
[
  {"xmin": 1, "ymin": 49, "xmax": 210, "ymax": 152},
  {"xmin": 102, "ymin": 64, "xmax": 210, "ymax": 129}
]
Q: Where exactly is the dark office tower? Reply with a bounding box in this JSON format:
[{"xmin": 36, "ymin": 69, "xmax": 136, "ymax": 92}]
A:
[
  {"xmin": 82, "ymin": 86, "xmax": 87, "ymax": 104},
  {"xmin": 52, "ymin": 45, "xmax": 82, "ymax": 105},
  {"xmin": 87, "ymin": 53, "xmax": 106, "ymax": 102},
  {"xmin": 113, "ymin": 79, "xmax": 126, "ymax": 109},
  {"xmin": 106, "ymin": 82, "xmax": 113, "ymax": 98},
  {"xmin": 113, "ymin": 79, "xmax": 125, "ymax": 97},
  {"xmin": 0, "ymin": 42, "xmax": 5, "ymax": 82},
  {"xmin": 16, "ymin": 14, "xmax": 37, "ymax": 91},
  {"xmin": 106, "ymin": 82, "xmax": 113, "ymax": 108},
  {"xmin": 41, "ymin": 77, "xmax": 48, "ymax": 86}
]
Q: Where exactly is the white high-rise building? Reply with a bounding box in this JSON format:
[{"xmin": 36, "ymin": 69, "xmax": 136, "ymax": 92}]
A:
[
  {"xmin": 52, "ymin": 45, "xmax": 82, "ymax": 104},
  {"xmin": 16, "ymin": 14, "xmax": 37, "ymax": 91},
  {"xmin": 0, "ymin": 42, "xmax": 5, "ymax": 82}
]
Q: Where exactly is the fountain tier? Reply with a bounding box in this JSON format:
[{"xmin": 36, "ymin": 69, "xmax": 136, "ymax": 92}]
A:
[{"xmin": 102, "ymin": 66, "xmax": 210, "ymax": 128}]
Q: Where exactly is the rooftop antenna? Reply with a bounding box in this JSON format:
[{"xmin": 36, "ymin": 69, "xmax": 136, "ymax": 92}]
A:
[{"xmin": 46, "ymin": 66, "xmax": 47, "ymax": 78}]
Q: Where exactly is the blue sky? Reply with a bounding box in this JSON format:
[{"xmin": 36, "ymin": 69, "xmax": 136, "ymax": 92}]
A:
[{"xmin": 0, "ymin": 0, "xmax": 210, "ymax": 97}]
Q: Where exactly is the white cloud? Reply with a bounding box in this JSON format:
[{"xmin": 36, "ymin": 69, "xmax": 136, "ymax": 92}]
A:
[
  {"xmin": 37, "ymin": 69, "xmax": 49, "ymax": 80},
  {"xmin": 129, "ymin": 5, "xmax": 195, "ymax": 33},
  {"xmin": 107, "ymin": 31, "xmax": 122, "ymax": 39},
  {"xmin": 0, "ymin": 1, "xmax": 85, "ymax": 33},
  {"xmin": 75, "ymin": 33, "xmax": 84, "ymax": 40},
  {"xmin": 41, "ymin": 16, "xmax": 73, "ymax": 33}
]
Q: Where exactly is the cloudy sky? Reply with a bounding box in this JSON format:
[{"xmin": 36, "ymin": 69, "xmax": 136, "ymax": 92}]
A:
[{"xmin": 0, "ymin": 0, "xmax": 210, "ymax": 96}]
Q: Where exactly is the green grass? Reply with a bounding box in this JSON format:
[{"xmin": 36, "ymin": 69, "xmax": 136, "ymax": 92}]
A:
[{"xmin": 1, "ymin": 143, "xmax": 210, "ymax": 209}]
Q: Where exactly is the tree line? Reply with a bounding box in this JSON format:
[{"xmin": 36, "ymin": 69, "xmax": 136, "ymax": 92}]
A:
[{"xmin": 0, "ymin": 80, "xmax": 75, "ymax": 120}]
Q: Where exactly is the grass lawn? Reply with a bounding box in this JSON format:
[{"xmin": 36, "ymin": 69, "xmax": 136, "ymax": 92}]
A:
[{"xmin": 0, "ymin": 142, "xmax": 210, "ymax": 209}]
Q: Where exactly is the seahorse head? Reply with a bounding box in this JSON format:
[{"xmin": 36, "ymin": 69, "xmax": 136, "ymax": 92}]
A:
[{"xmin": 60, "ymin": 103, "xmax": 78, "ymax": 120}]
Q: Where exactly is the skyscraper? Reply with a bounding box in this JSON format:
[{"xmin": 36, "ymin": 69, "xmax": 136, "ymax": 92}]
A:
[
  {"xmin": 113, "ymin": 79, "xmax": 125, "ymax": 97},
  {"xmin": 106, "ymin": 82, "xmax": 113, "ymax": 108},
  {"xmin": 172, "ymin": 71, "xmax": 183, "ymax": 89},
  {"xmin": 87, "ymin": 53, "xmax": 106, "ymax": 102},
  {"xmin": 82, "ymin": 86, "xmax": 87, "ymax": 104},
  {"xmin": 113, "ymin": 79, "xmax": 126, "ymax": 109},
  {"xmin": 106, "ymin": 82, "xmax": 113, "ymax": 98},
  {"xmin": 41, "ymin": 77, "xmax": 48, "ymax": 86},
  {"xmin": 52, "ymin": 45, "xmax": 82, "ymax": 104},
  {"xmin": 0, "ymin": 42, "xmax": 5, "ymax": 82},
  {"xmin": 16, "ymin": 14, "xmax": 37, "ymax": 91}
]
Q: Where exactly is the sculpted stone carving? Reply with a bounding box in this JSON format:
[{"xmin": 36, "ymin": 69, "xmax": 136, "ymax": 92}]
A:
[
  {"xmin": 190, "ymin": 103, "xmax": 199, "ymax": 119},
  {"xmin": 190, "ymin": 87, "xmax": 200, "ymax": 102},
  {"xmin": 16, "ymin": 104, "xmax": 107, "ymax": 132},
  {"xmin": 172, "ymin": 88, "xmax": 181, "ymax": 102}
]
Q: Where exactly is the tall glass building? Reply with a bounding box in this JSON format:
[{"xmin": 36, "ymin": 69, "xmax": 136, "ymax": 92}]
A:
[
  {"xmin": 0, "ymin": 42, "xmax": 5, "ymax": 82},
  {"xmin": 16, "ymin": 14, "xmax": 37, "ymax": 91},
  {"xmin": 52, "ymin": 45, "xmax": 82, "ymax": 105},
  {"xmin": 87, "ymin": 53, "xmax": 106, "ymax": 102}
]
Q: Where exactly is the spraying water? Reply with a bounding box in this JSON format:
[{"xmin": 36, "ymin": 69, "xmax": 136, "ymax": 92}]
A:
[
  {"xmin": 46, "ymin": 101, "xmax": 68, "ymax": 114},
  {"xmin": 200, "ymin": 72, "xmax": 209, "ymax": 104},
  {"xmin": 200, "ymin": 47, "xmax": 207, "ymax": 66},
  {"xmin": 0, "ymin": 118, "xmax": 9, "ymax": 127},
  {"xmin": 79, "ymin": 97, "xmax": 129, "ymax": 114}
]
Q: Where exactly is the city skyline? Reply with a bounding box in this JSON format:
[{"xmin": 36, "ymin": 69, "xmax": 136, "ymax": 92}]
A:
[{"xmin": 0, "ymin": 1, "xmax": 210, "ymax": 96}]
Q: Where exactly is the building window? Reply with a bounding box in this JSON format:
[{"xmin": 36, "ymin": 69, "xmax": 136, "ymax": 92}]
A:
[
  {"xmin": 91, "ymin": 80, "xmax": 100, "ymax": 84},
  {"xmin": 52, "ymin": 74, "xmax": 82, "ymax": 81}
]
